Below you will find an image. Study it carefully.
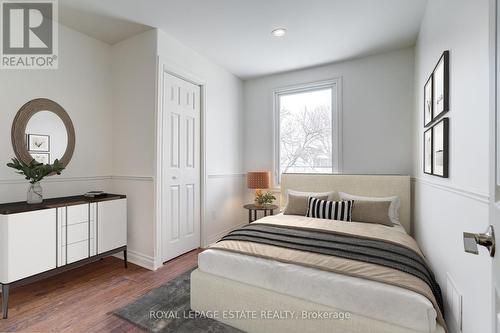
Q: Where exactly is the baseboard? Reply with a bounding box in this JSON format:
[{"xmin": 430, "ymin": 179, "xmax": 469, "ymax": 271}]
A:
[
  {"xmin": 114, "ymin": 249, "xmax": 155, "ymax": 271},
  {"xmin": 203, "ymin": 221, "xmax": 248, "ymax": 247}
]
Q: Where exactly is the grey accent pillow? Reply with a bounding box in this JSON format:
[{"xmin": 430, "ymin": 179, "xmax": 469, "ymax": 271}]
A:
[
  {"xmin": 339, "ymin": 192, "xmax": 401, "ymax": 226},
  {"xmin": 351, "ymin": 200, "xmax": 393, "ymax": 226},
  {"xmin": 283, "ymin": 192, "xmax": 329, "ymax": 216}
]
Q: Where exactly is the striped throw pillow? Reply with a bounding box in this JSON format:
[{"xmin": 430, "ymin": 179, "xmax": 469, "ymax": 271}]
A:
[{"xmin": 306, "ymin": 197, "xmax": 354, "ymax": 221}]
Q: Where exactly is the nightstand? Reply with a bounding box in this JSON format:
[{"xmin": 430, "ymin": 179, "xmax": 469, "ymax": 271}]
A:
[{"xmin": 243, "ymin": 204, "xmax": 279, "ymax": 223}]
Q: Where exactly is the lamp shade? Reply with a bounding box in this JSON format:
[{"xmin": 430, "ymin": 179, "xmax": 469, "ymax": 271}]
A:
[{"xmin": 247, "ymin": 171, "xmax": 271, "ymax": 189}]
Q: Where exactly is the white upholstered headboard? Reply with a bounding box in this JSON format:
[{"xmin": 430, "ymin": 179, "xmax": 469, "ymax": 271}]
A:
[{"xmin": 280, "ymin": 174, "xmax": 411, "ymax": 234}]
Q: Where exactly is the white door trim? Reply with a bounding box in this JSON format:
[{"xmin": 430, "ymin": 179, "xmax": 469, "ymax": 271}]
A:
[
  {"xmin": 154, "ymin": 57, "xmax": 207, "ymax": 270},
  {"xmin": 490, "ymin": 1, "xmax": 499, "ymax": 332}
]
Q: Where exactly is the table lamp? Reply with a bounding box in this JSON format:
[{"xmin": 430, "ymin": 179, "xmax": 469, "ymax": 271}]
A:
[{"xmin": 247, "ymin": 171, "xmax": 271, "ymax": 204}]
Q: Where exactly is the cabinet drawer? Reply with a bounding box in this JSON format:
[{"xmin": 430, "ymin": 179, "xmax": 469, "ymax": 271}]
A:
[
  {"xmin": 64, "ymin": 222, "xmax": 89, "ymax": 245},
  {"xmin": 65, "ymin": 240, "xmax": 89, "ymax": 264},
  {"xmin": 67, "ymin": 204, "xmax": 89, "ymax": 225}
]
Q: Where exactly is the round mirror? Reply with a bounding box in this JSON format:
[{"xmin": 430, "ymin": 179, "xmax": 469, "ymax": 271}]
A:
[{"xmin": 11, "ymin": 98, "xmax": 75, "ymax": 171}]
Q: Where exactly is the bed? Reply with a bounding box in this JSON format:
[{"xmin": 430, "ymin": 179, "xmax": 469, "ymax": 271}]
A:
[{"xmin": 190, "ymin": 174, "xmax": 446, "ymax": 333}]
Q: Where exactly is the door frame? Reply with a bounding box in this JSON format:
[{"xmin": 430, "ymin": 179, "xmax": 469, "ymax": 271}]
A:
[
  {"xmin": 490, "ymin": 0, "xmax": 499, "ymax": 331},
  {"xmin": 154, "ymin": 56, "xmax": 206, "ymax": 269}
]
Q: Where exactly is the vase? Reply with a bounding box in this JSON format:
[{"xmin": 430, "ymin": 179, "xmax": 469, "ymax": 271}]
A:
[{"xmin": 27, "ymin": 182, "xmax": 43, "ymax": 204}]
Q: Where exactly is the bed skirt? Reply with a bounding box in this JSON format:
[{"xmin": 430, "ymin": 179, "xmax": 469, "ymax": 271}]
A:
[{"xmin": 190, "ymin": 269, "xmax": 446, "ymax": 333}]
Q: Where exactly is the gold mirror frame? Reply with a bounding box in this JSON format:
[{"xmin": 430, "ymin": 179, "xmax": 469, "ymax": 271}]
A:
[{"xmin": 11, "ymin": 98, "xmax": 75, "ymax": 171}]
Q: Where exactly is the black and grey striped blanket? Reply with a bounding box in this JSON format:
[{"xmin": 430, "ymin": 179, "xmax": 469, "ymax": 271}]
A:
[{"xmin": 220, "ymin": 223, "xmax": 444, "ymax": 313}]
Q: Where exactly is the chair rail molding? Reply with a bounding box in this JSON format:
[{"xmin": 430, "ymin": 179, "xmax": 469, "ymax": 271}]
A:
[
  {"xmin": 0, "ymin": 175, "xmax": 112, "ymax": 185},
  {"xmin": 111, "ymin": 175, "xmax": 154, "ymax": 182},
  {"xmin": 0, "ymin": 175, "xmax": 155, "ymax": 185},
  {"xmin": 207, "ymin": 173, "xmax": 246, "ymax": 179},
  {"xmin": 412, "ymin": 177, "xmax": 489, "ymax": 204}
]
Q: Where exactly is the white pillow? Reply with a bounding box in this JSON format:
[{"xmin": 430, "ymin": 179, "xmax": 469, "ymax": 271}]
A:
[
  {"xmin": 287, "ymin": 189, "xmax": 335, "ymax": 201},
  {"xmin": 338, "ymin": 192, "xmax": 401, "ymax": 226}
]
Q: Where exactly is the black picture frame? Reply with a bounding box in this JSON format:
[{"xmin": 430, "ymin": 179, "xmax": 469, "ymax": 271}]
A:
[
  {"xmin": 423, "ymin": 127, "xmax": 433, "ymax": 175},
  {"xmin": 431, "ymin": 117, "xmax": 449, "ymax": 178},
  {"xmin": 432, "ymin": 50, "xmax": 449, "ymax": 122},
  {"xmin": 424, "ymin": 74, "xmax": 433, "ymax": 127}
]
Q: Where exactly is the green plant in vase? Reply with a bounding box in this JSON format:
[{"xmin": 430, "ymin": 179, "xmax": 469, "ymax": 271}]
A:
[
  {"xmin": 7, "ymin": 158, "xmax": 65, "ymax": 204},
  {"xmin": 254, "ymin": 189, "xmax": 276, "ymax": 206}
]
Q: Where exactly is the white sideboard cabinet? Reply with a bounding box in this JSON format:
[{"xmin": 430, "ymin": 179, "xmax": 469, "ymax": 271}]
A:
[{"xmin": 0, "ymin": 194, "xmax": 127, "ymax": 319}]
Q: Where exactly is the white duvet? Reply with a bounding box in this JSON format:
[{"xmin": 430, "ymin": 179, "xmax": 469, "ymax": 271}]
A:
[{"xmin": 198, "ymin": 222, "xmax": 437, "ymax": 333}]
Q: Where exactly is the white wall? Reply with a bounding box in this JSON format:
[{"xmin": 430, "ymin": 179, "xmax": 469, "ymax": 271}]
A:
[
  {"xmin": 0, "ymin": 25, "xmax": 114, "ymax": 202},
  {"xmin": 243, "ymin": 47, "xmax": 415, "ymax": 179},
  {"xmin": 108, "ymin": 29, "xmax": 246, "ymax": 268},
  {"xmin": 412, "ymin": 1, "xmax": 492, "ymax": 332},
  {"xmin": 110, "ymin": 29, "xmax": 158, "ymax": 268},
  {"xmin": 0, "ymin": 24, "xmax": 245, "ymax": 271},
  {"xmin": 157, "ymin": 30, "xmax": 247, "ymax": 249}
]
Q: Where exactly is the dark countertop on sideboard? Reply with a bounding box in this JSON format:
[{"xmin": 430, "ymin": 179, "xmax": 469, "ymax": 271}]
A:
[{"xmin": 0, "ymin": 194, "xmax": 126, "ymax": 215}]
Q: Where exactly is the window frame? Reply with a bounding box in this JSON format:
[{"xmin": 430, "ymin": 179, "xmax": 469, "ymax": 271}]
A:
[{"xmin": 273, "ymin": 78, "xmax": 343, "ymax": 186}]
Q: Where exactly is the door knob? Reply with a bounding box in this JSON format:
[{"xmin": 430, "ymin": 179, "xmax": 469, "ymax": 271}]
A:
[
  {"xmin": 463, "ymin": 225, "xmax": 495, "ymax": 257},
  {"xmin": 172, "ymin": 176, "xmax": 177, "ymax": 180}
]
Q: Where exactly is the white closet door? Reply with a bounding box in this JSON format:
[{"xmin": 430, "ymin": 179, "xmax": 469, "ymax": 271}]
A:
[{"xmin": 162, "ymin": 72, "xmax": 201, "ymax": 262}]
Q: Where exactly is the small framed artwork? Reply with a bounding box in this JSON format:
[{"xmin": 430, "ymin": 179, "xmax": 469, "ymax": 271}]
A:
[
  {"xmin": 27, "ymin": 134, "xmax": 50, "ymax": 152},
  {"xmin": 432, "ymin": 118, "xmax": 449, "ymax": 178},
  {"xmin": 432, "ymin": 50, "xmax": 449, "ymax": 120},
  {"xmin": 30, "ymin": 153, "xmax": 50, "ymax": 164},
  {"xmin": 424, "ymin": 128, "xmax": 433, "ymax": 174},
  {"xmin": 424, "ymin": 74, "xmax": 433, "ymax": 127}
]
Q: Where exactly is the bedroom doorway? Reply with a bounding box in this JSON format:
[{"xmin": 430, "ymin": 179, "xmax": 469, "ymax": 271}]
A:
[
  {"xmin": 493, "ymin": 1, "xmax": 500, "ymax": 331},
  {"xmin": 158, "ymin": 68, "xmax": 202, "ymax": 264}
]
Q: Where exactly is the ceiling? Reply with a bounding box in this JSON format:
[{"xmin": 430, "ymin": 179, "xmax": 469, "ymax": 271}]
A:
[
  {"xmin": 60, "ymin": 0, "xmax": 427, "ymax": 79},
  {"xmin": 58, "ymin": 6, "xmax": 151, "ymax": 45}
]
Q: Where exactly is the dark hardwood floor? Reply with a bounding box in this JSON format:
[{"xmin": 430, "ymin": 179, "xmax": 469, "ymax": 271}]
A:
[{"xmin": 0, "ymin": 249, "xmax": 202, "ymax": 332}]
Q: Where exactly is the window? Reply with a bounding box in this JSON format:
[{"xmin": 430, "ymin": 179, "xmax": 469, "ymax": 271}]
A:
[{"xmin": 274, "ymin": 80, "xmax": 340, "ymax": 183}]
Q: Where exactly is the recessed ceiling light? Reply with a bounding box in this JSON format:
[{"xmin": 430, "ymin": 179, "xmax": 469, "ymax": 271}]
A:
[{"xmin": 271, "ymin": 28, "xmax": 287, "ymax": 37}]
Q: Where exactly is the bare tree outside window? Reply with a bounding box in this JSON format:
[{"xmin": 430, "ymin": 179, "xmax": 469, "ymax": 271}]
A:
[{"xmin": 279, "ymin": 88, "xmax": 333, "ymax": 176}]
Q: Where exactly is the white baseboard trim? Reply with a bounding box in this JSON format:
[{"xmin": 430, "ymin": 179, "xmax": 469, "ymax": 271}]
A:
[
  {"xmin": 114, "ymin": 249, "xmax": 155, "ymax": 271},
  {"xmin": 412, "ymin": 177, "xmax": 489, "ymax": 204},
  {"xmin": 203, "ymin": 221, "xmax": 248, "ymax": 247}
]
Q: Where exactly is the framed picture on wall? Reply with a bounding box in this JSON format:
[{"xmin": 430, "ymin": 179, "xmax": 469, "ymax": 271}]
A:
[
  {"xmin": 424, "ymin": 128, "xmax": 433, "ymax": 174},
  {"xmin": 432, "ymin": 117, "xmax": 449, "ymax": 178},
  {"xmin": 30, "ymin": 152, "xmax": 50, "ymax": 164},
  {"xmin": 27, "ymin": 134, "xmax": 50, "ymax": 152},
  {"xmin": 424, "ymin": 74, "xmax": 433, "ymax": 127},
  {"xmin": 432, "ymin": 50, "xmax": 449, "ymax": 120}
]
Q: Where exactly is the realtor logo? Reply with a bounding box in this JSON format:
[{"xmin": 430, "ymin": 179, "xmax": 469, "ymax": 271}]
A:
[{"xmin": 1, "ymin": 0, "xmax": 58, "ymax": 69}]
